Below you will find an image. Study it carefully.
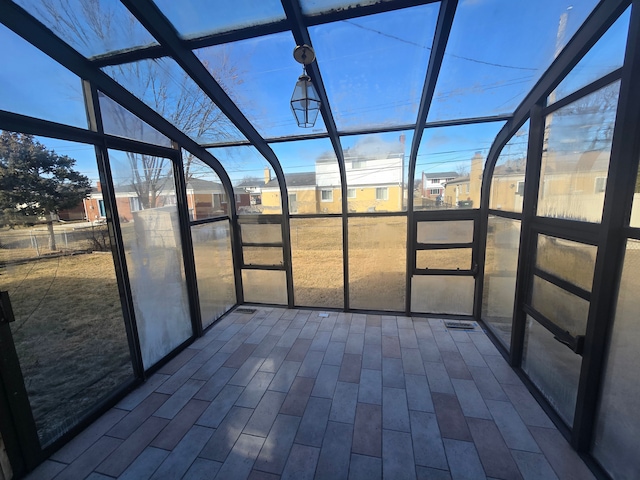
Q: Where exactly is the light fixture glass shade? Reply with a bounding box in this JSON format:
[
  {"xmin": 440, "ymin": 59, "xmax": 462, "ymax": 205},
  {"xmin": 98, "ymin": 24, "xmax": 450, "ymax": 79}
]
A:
[{"xmin": 290, "ymin": 74, "xmax": 321, "ymax": 128}]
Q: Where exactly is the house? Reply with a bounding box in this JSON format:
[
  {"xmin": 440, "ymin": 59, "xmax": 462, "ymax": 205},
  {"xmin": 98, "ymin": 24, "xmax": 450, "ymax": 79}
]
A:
[
  {"xmin": 443, "ymin": 152, "xmax": 484, "ymax": 208},
  {"xmin": 262, "ymin": 172, "xmax": 317, "ymax": 214}
]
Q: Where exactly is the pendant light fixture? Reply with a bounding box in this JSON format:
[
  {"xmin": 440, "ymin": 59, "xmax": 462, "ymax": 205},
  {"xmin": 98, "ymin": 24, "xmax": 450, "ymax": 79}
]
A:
[{"xmin": 290, "ymin": 44, "xmax": 321, "ymax": 128}]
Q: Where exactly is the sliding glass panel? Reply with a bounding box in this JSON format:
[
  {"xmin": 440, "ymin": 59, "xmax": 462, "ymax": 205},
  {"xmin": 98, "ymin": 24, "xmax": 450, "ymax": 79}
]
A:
[
  {"xmin": 291, "ymin": 217, "xmax": 343, "ymax": 308},
  {"xmin": 243, "ymin": 247, "xmax": 283, "ymax": 266},
  {"xmin": 536, "ymin": 235, "xmax": 596, "ymax": 292},
  {"xmin": 530, "ymin": 276, "xmax": 589, "ymax": 337},
  {"xmin": 191, "ymin": 221, "xmax": 235, "ymax": 329},
  {"xmin": 240, "ymin": 223, "xmax": 282, "ymax": 244},
  {"xmin": 109, "ymin": 149, "xmax": 192, "ymax": 369},
  {"xmin": 537, "ymin": 82, "xmax": 620, "ymax": 223},
  {"xmin": 489, "ymin": 121, "xmax": 529, "ymax": 213},
  {"xmin": 592, "ymin": 240, "xmax": 640, "ymax": 479},
  {"xmin": 349, "ymin": 216, "xmax": 406, "ymax": 311},
  {"xmin": 416, "ymin": 220, "xmax": 473, "ymax": 244},
  {"xmin": 242, "ymin": 270, "xmax": 287, "ymax": 305},
  {"xmin": 522, "ymin": 316, "xmax": 582, "ymax": 426},
  {"xmin": 416, "ymin": 249, "xmax": 472, "ymax": 270},
  {"xmin": 411, "ymin": 275, "xmax": 474, "ymax": 315},
  {"xmin": 482, "ymin": 216, "xmax": 521, "ymax": 348}
]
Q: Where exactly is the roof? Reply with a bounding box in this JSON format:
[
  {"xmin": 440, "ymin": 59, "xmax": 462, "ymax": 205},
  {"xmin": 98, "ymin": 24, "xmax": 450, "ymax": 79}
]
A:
[
  {"xmin": 265, "ymin": 172, "xmax": 316, "ymax": 188},
  {"xmin": 186, "ymin": 177, "xmax": 224, "ymax": 191},
  {"xmin": 423, "ymin": 171, "xmax": 458, "ymax": 179}
]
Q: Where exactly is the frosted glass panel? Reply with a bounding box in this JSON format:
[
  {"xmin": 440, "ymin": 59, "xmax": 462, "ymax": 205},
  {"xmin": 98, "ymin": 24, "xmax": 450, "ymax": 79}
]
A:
[
  {"xmin": 416, "ymin": 220, "xmax": 473, "ymax": 244},
  {"xmin": 530, "ymin": 276, "xmax": 589, "ymax": 337},
  {"xmin": 192, "ymin": 222, "xmax": 236, "ymax": 329},
  {"xmin": 416, "ymin": 249, "xmax": 472, "ymax": 270},
  {"xmin": 536, "ymin": 235, "xmax": 596, "ymax": 292},
  {"xmin": 109, "ymin": 150, "xmax": 192, "ymax": 369},
  {"xmin": 243, "ymin": 247, "xmax": 283, "ymax": 266},
  {"xmin": 240, "ymin": 223, "xmax": 282, "ymax": 244},
  {"xmin": 242, "ymin": 270, "xmax": 287, "ymax": 305},
  {"xmin": 482, "ymin": 216, "xmax": 521, "ymax": 348},
  {"xmin": 411, "ymin": 275, "xmax": 474, "ymax": 315},
  {"xmin": 522, "ymin": 316, "xmax": 581, "ymax": 426},
  {"xmin": 592, "ymin": 240, "xmax": 640, "ymax": 479}
]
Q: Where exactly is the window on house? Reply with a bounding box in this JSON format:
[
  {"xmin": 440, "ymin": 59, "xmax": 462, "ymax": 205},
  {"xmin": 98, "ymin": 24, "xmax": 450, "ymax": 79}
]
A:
[
  {"xmin": 429, "ymin": 188, "xmax": 441, "ymax": 195},
  {"xmin": 98, "ymin": 199, "xmax": 106, "ymax": 217},
  {"xmin": 431, "ymin": 178, "xmax": 440, "ymax": 184},
  {"xmin": 347, "ymin": 188, "xmax": 356, "ymax": 199},
  {"xmin": 321, "ymin": 189, "xmax": 333, "ymax": 202},
  {"xmin": 130, "ymin": 196, "xmax": 142, "ymax": 212},
  {"xmin": 516, "ymin": 181, "xmax": 525, "ymax": 195},
  {"xmin": 288, "ymin": 193, "xmax": 297, "ymax": 213},
  {"xmin": 465, "ymin": 184, "xmax": 470, "ymax": 194},
  {"xmin": 376, "ymin": 187, "xmax": 388, "ymax": 201},
  {"xmin": 595, "ymin": 177, "xmax": 607, "ymax": 193}
]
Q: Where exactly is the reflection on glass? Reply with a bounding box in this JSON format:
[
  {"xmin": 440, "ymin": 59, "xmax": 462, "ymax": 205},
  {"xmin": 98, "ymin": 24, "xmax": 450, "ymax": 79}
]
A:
[
  {"xmin": 209, "ymin": 146, "xmax": 282, "ymax": 215},
  {"xmin": 240, "ymin": 223, "xmax": 282, "ymax": 244},
  {"xmin": 301, "ymin": 0, "xmax": 394, "ymax": 16},
  {"xmin": 291, "ymin": 218, "xmax": 343, "ymax": 308},
  {"xmin": 0, "ymin": 139, "xmax": 132, "ymax": 447},
  {"xmin": 109, "ymin": 150, "xmax": 192, "ymax": 369},
  {"xmin": 99, "ymin": 91, "xmax": 171, "ymax": 147},
  {"xmin": 1, "ymin": 24, "xmax": 87, "ymax": 128},
  {"xmin": 537, "ymin": 82, "xmax": 620, "ymax": 223},
  {"xmin": 243, "ymin": 247, "xmax": 283, "ymax": 266},
  {"xmin": 411, "ymin": 276, "xmax": 474, "ymax": 315},
  {"xmin": 341, "ymin": 132, "xmax": 411, "ymax": 213},
  {"xmin": 416, "ymin": 249, "xmax": 472, "ymax": 270},
  {"xmin": 103, "ymin": 58, "xmax": 246, "ymax": 145},
  {"xmin": 551, "ymin": 8, "xmax": 630, "ymax": 104},
  {"xmin": 155, "ymin": 0, "xmax": 285, "ymax": 39},
  {"xmin": 349, "ymin": 216, "xmax": 406, "ymax": 311},
  {"xmin": 489, "ymin": 121, "xmax": 529, "ymax": 213},
  {"xmin": 185, "ymin": 157, "xmax": 229, "ymax": 221},
  {"xmin": 310, "ymin": 4, "xmax": 438, "ymax": 130},
  {"xmin": 428, "ymin": 0, "xmax": 599, "ymax": 121},
  {"xmin": 191, "ymin": 221, "xmax": 236, "ymax": 329},
  {"xmin": 482, "ymin": 216, "xmax": 521, "ymax": 348},
  {"xmin": 530, "ymin": 276, "xmax": 589, "ymax": 337},
  {"xmin": 14, "ymin": 0, "xmax": 157, "ymax": 57},
  {"xmin": 271, "ymin": 139, "xmax": 341, "ymax": 215},
  {"xmin": 242, "ymin": 269, "xmax": 287, "ymax": 305},
  {"xmin": 416, "ymin": 220, "xmax": 473, "ymax": 244},
  {"xmin": 536, "ymin": 235, "xmax": 596, "ymax": 292},
  {"xmin": 416, "ymin": 122, "xmax": 504, "ymax": 211},
  {"xmin": 522, "ymin": 316, "xmax": 582, "ymax": 426},
  {"xmin": 198, "ymin": 32, "xmax": 327, "ymax": 139},
  {"xmin": 593, "ymin": 239, "xmax": 640, "ymax": 479}
]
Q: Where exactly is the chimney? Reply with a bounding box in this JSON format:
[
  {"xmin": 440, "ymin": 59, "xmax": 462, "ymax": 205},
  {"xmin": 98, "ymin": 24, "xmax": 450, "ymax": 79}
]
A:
[
  {"xmin": 96, "ymin": 181, "xmax": 102, "ymax": 192},
  {"xmin": 399, "ymin": 134, "xmax": 406, "ymax": 146},
  {"xmin": 264, "ymin": 166, "xmax": 271, "ymax": 185},
  {"xmin": 470, "ymin": 152, "xmax": 484, "ymax": 206}
]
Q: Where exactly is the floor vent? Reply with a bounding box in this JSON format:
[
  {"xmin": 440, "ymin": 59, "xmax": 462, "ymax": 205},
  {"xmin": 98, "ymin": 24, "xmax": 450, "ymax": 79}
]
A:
[
  {"xmin": 444, "ymin": 320, "xmax": 476, "ymax": 330},
  {"xmin": 235, "ymin": 307, "xmax": 257, "ymax": 314}
]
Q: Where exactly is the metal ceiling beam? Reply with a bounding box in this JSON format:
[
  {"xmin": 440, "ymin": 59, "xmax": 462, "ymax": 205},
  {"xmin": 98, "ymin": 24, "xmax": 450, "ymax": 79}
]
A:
[
  {"xmin": 405, "ymin": 0, "xmax": 459, "ymax": 314},
  {"xmin": 280, "ymin": 0, "xmax": 351, "ymax": 310}
]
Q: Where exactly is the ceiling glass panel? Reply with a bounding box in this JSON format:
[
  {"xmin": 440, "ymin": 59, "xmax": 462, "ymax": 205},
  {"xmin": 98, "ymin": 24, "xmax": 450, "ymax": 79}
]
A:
[
  {"xmin": 0, "ymin": 24, "xmax": 87, "ymax": 128},
  {"xmin": 428, "ymin": 0, "xmax": 600, "ymax": 122},
  {"xmin": 310, "ymin": 3, "xmax": 439, "ymax": 131},
  {"xmin": 208, "ymin": 146, "xmax": 282, "ymax": 214},
  {"xmin": 550, "ymin": 7, "xmax": 630, "ymax": 105},
  {"xmin": 102, "ymin": 58, "xmax": 246, "ymax": 145},
  {"xmin": 14, "ymin": 0, "xmax": 157, "ymax": 58},
  {"xmin": 301, "ymin": 0, "xmax": 395, "ymax": 16},
  {"xmin": 197, "ymin": 32, "xmax": 327, "ymax": 139},
  {"xmin": 153, "ymin": 0, "xmax": 286, "ymax": 39},
  {"xmin": 415, "ymin": 121, "xmax": 505, "ymax": 210}
]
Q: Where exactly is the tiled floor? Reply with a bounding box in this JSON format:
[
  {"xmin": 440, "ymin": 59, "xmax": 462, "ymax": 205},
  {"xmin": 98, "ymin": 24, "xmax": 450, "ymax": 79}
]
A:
[{"xmin": 27, "ymin": 308, "xmax": 595, "ymax": 480}]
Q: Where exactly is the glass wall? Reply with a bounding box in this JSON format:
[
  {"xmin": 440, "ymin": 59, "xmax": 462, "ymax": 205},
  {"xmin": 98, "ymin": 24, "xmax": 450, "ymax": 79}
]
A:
[
  {"xmin": 108, "ymin": 149, "xmax": 192, "ymax": 369},
  {"xmin": 489, "ymin": 122, "xmax": 529, "ymax": 213}
]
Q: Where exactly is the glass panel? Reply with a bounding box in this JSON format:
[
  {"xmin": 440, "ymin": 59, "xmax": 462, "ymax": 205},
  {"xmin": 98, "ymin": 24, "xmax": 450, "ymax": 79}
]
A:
[
  {"xmin": 428, "ymin": 0, "xmax": 600, "ymax": 121},
  {"xmin": 291, "ymin": 217, "xmax": 343, "ymax": 308},
  {"xmin": 342, "ymin": 132, "xmax": 411, "ymax": 213},
  {"xmin": 271, "ymin": 139, "xmax": 341, "ymax": 214},
  {"xmin": 536, "ymin": 235, "xmax": 596, "ymax": 292},
  {"xmin": 415, "ymin": 122, "xmax": 505, "ymax": 211},
  {"xmin": 411, "ymin": 276, "xmax": 474, "ymax": 315},
  {"xmin": 0, "ymin": 24, "xmax": 88, "ymax": 128},
  {"xmin": 538, "ymin": 82, "xmax": 620, "ymax": 223},
  {"xmin": 197, "ymin": 32, "xmax": 327, "ymax": 139},
  {"xmin": 103, "ymin": 58, "xmax": 246, "ymax": 145},
  {"xmin": 349, "ymin": 216, "xmax": 406, "ymax": 311},
  {"xmin": 98, "ymin": 92, "xmax": 171, "ymax": 147},
  {"xmin": 630, "ymin": 156, "xmax": 640, "ymax": 228},
  {"xmin": 243, "ymin": 247, "xmax": 283, "ymax": 266},
  {"xmin": 310, "ymin": 4, "xmax": 438, "ymax": 130},
  {"xmin": 1, "ymin": 137, "xmax": 132, "ymax": 447},
  {"xmin": 242, "ymin": 269, "xmax": 287, "ymax": 305},
  {"xmin": 191, "ymin": 221, "xmax": 235, "ymax": 329},
  {"xmin": 592, "ymin": 239, "xmax": 640, "ymax": 479},
  {"xmin": 416, "ymin": 220, "xmax": 473, "ymax": 244},
  {"xmin": 551, "ymin": 8, "xmax": 630, "ymax": 105},
  {"xmin": 530, "ymin": 276, "xmax": 589, "ymax": 337},
  {"xmin": 522, "ymin": 316, "xmax": 582, "ymax": 426},
  {"xmin": 240, "ymin": 223, "xmax": 282, "ymax": 245},
  {"xmin": 154, "ymin": 0, "xmax": 285, "ymax": 39},
  {"xmin": 108, "ymin": 149, "xmax": 192, "ymax": 369},
  {"xmin": 482, "ymin": 216, "xmax": 521, "ymax": 348},
  {"xmin": 301, "ymin": 0, "xmax": 395, "ymax": 16},
  {"xmin": 185, "ymin": 157, "xmax": 229, "ymax": 221},
  {"xmin": 416, "ymin": 249, "xmax": 471, "ymax": 270},
  {"xmin": 14, "ymin": 0, "xmax": 157, "ymax": 57},
  {"xmin": 209, "ymin": 146, "xmax": 282, "ymax": 215},
  {"xmin": 490, "ymin": 121, "xmax": 529, "ymax": 213}
]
